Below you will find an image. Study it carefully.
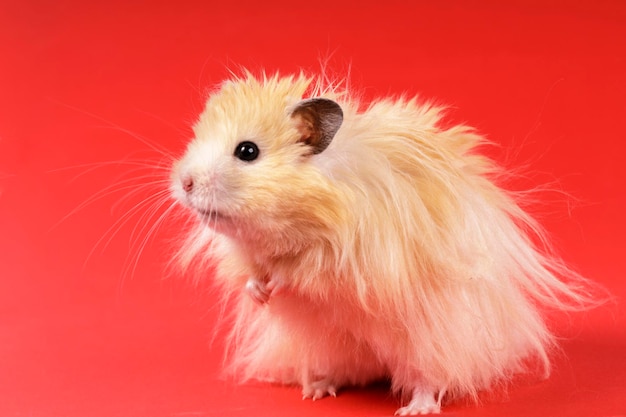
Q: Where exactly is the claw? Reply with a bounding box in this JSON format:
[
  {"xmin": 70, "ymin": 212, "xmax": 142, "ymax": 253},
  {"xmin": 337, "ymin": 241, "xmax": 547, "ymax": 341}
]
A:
[
  {"xmin": 394, "ymin": 387, "xmax": 440, "ymax": 415},
  {"xmin": 302, "ymin": 379, "xmax": 338, "ymax": 401}
]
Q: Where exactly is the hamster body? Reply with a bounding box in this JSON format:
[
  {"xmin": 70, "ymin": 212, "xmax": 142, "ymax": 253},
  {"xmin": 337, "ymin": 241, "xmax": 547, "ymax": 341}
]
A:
[{"xmin": 171, "ymin": 73, "xmax": 595, "ymax": 415}]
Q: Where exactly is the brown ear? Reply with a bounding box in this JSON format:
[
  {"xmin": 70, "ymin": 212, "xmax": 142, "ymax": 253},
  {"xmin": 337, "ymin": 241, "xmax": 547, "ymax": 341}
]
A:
[{"xmin": 291, "ymin": 98, "xmax": 343, "ymax": 154}]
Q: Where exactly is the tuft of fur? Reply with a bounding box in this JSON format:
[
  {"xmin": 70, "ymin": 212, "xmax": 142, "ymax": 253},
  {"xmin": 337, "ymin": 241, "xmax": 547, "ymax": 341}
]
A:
[{"xmin": 171, "ymin": 72, "xmax": 601, "ymax": 412}]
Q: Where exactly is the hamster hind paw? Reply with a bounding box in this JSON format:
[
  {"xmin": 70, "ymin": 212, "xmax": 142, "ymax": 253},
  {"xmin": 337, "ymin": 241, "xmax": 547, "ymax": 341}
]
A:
[
  {"xmin": 302, "ymin": 379, "xmax": 338, "ymax": 401},
  {"xmin": 394, "ymin": 389, "xmax": 440, "ymax": 415}
]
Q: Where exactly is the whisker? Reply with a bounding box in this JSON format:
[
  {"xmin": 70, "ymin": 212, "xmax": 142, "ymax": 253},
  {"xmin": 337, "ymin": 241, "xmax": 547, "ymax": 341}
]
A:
[
  {"xmin": 95, "ymin": 125, "xmax": 175, "ymax": 160},
  {"xmin": 107, "ymin": 178, "xmax": 169, "ymax": 200},
  {"xmin": 46, "ymin": 158, "xmax": 171, "ymax": 175},
  {"xmin": 109, "ymin": 178, "xmax": 172, "ymax": 213},
  {"xmin": 44, "ymin": 99, "xmax": 193, "ymax": 292},
  {"xmin": 127, "ymin": 188, "xmax": 173, "ymax": 245},
  {"xmin": 117, "ymin": 197, "xmax": 175, "ymax": 294},
  {"xmin": 121, "ymin": 199, "xmax": 180, "ymax": 286},
  {"xmin": 48, "ymin": 172, "xmax": 170, "ymax": 233},
  {"xmin": 134, "ymin": 108, "xmax": 191, "ymax": 137},
  {"xmin": 82, "ymin": 188, "xmax": 169, "ymax": 271},
  {"xmin": 47, "ymin": 98, "xmax": 176, "ymax": 159}
]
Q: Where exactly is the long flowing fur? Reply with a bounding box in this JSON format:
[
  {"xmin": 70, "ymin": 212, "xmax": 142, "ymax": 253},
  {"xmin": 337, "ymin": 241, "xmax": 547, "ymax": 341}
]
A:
[{"xmin": 172, "ymin": 72, "xmax": 601, "ymax": 409}]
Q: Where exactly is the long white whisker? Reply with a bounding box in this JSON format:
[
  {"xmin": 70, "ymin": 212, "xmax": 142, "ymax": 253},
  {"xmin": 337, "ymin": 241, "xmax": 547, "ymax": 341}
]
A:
[
  {"xmin": 126, "ymin": 188, "xmax": 173, "ymax": 247},
  {"xmin": 121, "ymin": 199, "xmax": 180, "ymax": 286},
  {"xmin": 134, "ymin": 108, "xmax": 190, "ymax": 137},
  {"xmin": 49, "ymin": 173, "xmax": 170, "ymax": 233},
  {"xmin": 109, "ymin": 178, "xmax": 172, "ymax": 213},
  {"xmin": 82, "ymin": 189, "xmax": 169, "ymax": 271},
  {"xmin": 47, "ymin": 98, "xmax": 176, "ymax": 159},
  {"xmin": 46, "ymin": 158, "xmax": 171, "ymax": 175}
]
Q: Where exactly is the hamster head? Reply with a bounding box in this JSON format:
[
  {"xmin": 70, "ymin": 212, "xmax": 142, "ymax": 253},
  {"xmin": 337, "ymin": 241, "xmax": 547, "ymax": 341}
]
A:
[{"xmin": 171, "ymin": 75, "xmax": 346, "ymax": 255}]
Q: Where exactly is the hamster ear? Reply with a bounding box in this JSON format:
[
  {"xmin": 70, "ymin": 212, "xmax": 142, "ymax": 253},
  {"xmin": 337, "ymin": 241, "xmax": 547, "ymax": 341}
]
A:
[{"xmin": 290, "ymin": 98, "xmax": 343, "ymax": 154}]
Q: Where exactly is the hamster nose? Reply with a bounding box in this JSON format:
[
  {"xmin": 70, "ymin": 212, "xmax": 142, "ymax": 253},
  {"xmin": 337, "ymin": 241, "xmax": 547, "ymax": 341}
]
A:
[{"xmin": 182, "ymin": 175, "xmax": 194, "ymax": 193}]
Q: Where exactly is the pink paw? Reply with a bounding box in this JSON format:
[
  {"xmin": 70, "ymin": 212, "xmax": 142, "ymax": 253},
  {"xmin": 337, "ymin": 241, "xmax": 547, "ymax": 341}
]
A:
[
  {"xmin": 302, "ymin": 379, "xmax": 338, "ymax": 401},
  {"xmin": 245, "ymin": 277, "xmax": 270, "ymax": 305},
  {"xmin": 244, "ymin": 276, "xmax": 284, "ymax": 305},
  {"xmin": 394, "ymin": 389, "xmax": 440, "ymax": 415}
]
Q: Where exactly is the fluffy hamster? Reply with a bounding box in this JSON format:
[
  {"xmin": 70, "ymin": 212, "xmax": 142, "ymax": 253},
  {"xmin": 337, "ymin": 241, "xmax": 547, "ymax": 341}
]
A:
[{"xmin": 171, "ymin": 73, "xmax": 597, "ymax": 415}]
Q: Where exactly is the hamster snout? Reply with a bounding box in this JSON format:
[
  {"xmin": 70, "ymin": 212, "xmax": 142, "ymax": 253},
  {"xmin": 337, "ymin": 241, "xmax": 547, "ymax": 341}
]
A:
[
  {"xmin": 173, "ymin": 165, "xmax": 238, "ymax": 232},
  {"xmin": 175, "ymin": 168, "xmax": 221, "ymax": 201},
  {"xmin": 181, "ymin": 176, "xmax": 194, "ymax": 193},
  {"xmin": 173, "ymin": 170, "xmax": 214, "ymax": 213}
]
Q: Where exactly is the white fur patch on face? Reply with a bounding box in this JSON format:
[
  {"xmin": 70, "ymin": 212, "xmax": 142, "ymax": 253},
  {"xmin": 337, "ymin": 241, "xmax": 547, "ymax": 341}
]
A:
[{"xmin": 172, "ymin": 135, "xmax": 235, "ymax": 214}]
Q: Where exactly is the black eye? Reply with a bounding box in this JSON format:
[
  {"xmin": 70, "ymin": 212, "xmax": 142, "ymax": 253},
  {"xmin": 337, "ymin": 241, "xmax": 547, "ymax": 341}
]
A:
[{"xmin": 234, "ymin": 141, "xmax": 260, "ymax": 162}]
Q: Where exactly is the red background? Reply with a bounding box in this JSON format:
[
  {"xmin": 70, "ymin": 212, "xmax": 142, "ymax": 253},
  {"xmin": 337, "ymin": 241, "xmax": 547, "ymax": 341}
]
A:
[{"xmin": 1, "ymin": 1, "xmax": 625, "ymax": 416}]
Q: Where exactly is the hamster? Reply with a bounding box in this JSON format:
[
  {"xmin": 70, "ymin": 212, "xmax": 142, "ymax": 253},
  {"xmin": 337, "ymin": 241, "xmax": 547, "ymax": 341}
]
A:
[{"xmin": 170, "ymin": 72, "xmax": 598, "ymax": 415}]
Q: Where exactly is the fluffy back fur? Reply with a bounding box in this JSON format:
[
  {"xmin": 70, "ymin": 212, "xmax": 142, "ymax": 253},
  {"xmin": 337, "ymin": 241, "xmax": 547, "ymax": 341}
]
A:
[{"xmin": 171, "ymin": 72, "xmax": 600, "ymax": 407}]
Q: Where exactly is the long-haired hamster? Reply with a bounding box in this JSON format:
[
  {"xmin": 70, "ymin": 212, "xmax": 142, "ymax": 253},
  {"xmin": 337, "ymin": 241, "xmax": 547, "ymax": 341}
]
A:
[{"xmin": 170, "ymin": 72, "xmax": 599, "ymax": 415}]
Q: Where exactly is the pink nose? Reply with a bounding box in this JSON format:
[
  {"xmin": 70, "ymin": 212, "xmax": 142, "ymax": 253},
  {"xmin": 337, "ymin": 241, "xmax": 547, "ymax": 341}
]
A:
[{"xmin": 182, "ymin": 176, "xmax": 194, "ymax": 192}]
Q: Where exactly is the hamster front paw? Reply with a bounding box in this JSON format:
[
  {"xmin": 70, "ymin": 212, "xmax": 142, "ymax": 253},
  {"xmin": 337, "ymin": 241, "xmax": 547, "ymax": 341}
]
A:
[
  {"xmin": 245, "ymin": 277, "xmax": 271, "ymax": 305},
  {"xmin": 244, "ymin": 276, "xmax": 285, "ymax": 305}
]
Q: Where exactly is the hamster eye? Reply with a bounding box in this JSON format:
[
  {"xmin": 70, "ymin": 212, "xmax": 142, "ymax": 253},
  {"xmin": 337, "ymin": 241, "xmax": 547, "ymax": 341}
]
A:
[{"xmin": 234, "ymin": 141, "xmax": 259, "ymax": 162}]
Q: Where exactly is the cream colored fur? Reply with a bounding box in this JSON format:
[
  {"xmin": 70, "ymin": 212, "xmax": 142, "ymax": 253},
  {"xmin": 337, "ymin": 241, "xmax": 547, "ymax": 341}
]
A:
[{"xmin": 171, "ymin": 73, "xmax": 598, "ymax": 413}]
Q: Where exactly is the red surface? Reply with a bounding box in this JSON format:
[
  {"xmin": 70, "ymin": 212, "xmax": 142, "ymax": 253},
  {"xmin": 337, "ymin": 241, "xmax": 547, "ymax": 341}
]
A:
[{"xmin": 1, "ymin": 1, "xmax": 625, "ymax": 416}]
